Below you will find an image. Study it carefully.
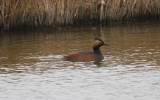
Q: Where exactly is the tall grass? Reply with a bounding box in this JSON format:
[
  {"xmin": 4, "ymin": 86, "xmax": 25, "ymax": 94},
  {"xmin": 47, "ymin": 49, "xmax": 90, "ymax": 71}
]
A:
[{"xmin": 0, "ymin": 0, "xmax": 160, "ymax": 29}]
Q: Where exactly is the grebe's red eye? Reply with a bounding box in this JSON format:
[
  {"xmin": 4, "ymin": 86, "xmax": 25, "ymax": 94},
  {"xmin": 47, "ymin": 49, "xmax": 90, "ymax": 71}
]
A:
[{"xmin": 99, "ymin": 42, "xmax": 102, "ymax": 44}]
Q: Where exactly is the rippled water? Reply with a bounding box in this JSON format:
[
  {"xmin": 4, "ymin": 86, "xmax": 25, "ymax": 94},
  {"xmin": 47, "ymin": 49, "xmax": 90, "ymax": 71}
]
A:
[{"xmin": 0, "ymin": 22, "xmax": 160, "ymax": 100}]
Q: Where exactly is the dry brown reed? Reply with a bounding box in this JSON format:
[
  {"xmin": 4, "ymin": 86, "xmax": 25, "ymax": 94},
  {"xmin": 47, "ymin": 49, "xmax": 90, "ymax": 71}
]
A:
[{"xmin": 0, "ymin": 0, "xmax": 160, "ymax": 29}]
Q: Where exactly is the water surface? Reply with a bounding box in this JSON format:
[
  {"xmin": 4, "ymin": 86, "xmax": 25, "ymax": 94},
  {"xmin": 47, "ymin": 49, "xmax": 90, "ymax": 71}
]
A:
[{"xmin": 0, "ymin": 22, "xmax": 160, "ymax": 100}]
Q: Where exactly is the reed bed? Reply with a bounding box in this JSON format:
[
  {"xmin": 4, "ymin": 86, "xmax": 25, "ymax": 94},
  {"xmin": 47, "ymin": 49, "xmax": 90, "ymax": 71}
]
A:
[{"xmin": 0, "ymin": 0, "xmax": 160, "ymax": 29}]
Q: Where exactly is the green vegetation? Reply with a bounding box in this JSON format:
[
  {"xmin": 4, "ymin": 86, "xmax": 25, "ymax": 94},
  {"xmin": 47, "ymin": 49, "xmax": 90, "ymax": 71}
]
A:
[{"xmin": 0, "ymin": 0, "xmax": 160, "ymax": 29}]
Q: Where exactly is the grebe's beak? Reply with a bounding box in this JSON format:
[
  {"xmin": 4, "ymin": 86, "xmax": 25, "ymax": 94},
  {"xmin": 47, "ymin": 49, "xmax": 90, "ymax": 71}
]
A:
[{"xmin": 104, "ymin": 43, "xmax": 109, "ymax": 46}]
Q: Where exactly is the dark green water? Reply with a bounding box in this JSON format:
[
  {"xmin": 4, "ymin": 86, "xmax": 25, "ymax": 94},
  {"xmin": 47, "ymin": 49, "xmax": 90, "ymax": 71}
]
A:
[{"xmin": 0, "ymin": 22, "xmax": 160, "ymax": 100}]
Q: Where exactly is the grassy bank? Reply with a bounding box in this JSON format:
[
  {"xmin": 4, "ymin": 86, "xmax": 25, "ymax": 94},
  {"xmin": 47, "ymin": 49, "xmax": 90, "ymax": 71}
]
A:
[{"xmin": 0, "ymin": 0, "xmax": 160, "ymax": 29}]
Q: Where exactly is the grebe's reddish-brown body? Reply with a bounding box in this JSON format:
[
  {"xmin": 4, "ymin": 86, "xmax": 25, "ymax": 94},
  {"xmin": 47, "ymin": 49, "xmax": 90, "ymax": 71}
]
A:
[{"xmin": 63, "ymin": 38, "xmax": 108, "ymax": 62}]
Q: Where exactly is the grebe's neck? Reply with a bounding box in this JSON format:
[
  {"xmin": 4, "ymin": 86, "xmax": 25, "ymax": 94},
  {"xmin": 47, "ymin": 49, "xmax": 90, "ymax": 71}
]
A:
[{"xmin": 93, "ymin": 47, "xmax": 102, "ymax": 54}]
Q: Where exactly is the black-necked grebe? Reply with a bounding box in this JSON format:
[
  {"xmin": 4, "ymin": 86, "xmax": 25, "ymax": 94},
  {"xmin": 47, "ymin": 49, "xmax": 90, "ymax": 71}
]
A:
[{"xmin": 63, "ymin": 38, "xmax": 108, "ymax": 62}]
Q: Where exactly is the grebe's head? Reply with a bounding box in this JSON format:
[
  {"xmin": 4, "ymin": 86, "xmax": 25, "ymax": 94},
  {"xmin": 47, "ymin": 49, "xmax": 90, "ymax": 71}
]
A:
[{"xmin": 93, "ymin": 38, "xmax": 108, "ymax": 48}]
